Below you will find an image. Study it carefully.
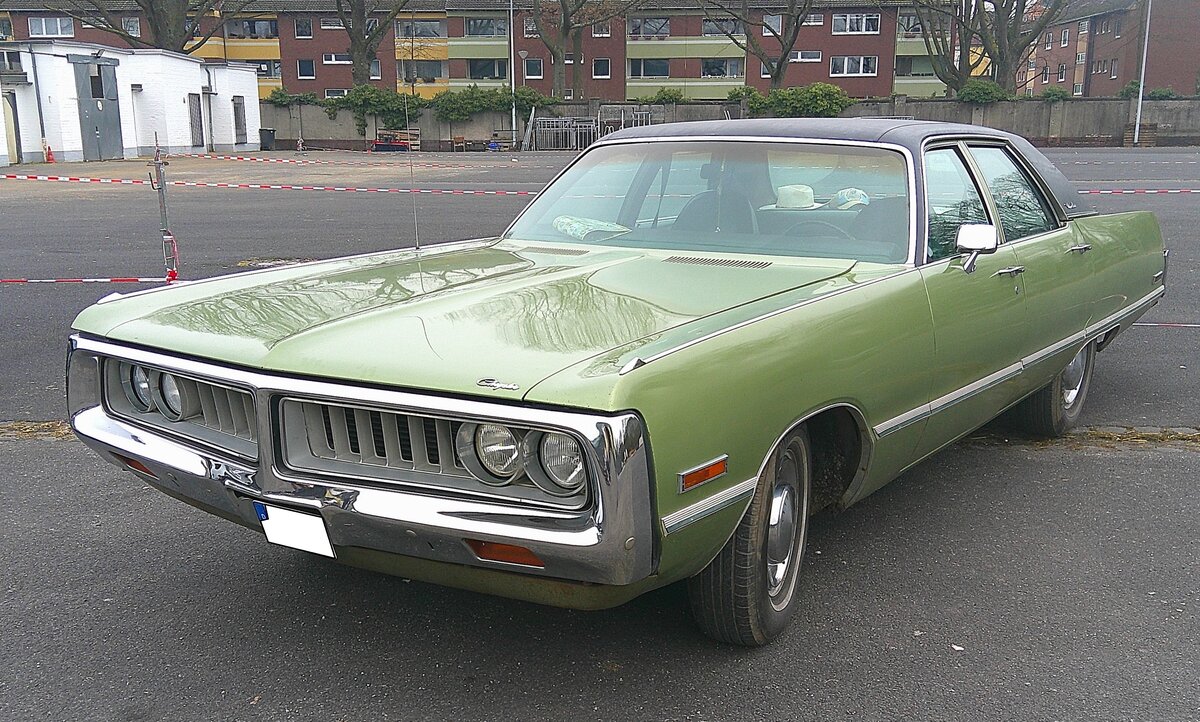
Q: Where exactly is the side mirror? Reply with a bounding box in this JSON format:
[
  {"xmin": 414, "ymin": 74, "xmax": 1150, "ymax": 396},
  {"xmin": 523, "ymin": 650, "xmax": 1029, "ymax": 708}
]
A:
[{"xmin": 955, "ymin": 224, "xmax": 998, "ymax": 274}]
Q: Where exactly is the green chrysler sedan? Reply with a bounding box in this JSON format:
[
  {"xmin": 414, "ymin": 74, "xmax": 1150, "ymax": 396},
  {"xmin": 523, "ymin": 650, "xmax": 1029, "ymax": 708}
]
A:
[{"xmin": 67, "ymin": 120, "xmax": 1168, "ymax": 645}]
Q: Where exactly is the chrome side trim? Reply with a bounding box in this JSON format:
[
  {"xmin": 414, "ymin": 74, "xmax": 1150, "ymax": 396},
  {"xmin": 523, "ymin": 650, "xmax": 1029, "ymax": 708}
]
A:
[
  {"xmin": 873, "ymin": 286, "xmax": 1167, "ymax": 438},
  {"xmin": 662, "ymin": 477, "xmax": 757, "ymax": 535},
  {"xmin": 677, "ymin": 454, "xmax": 729, "ymax": 494}
]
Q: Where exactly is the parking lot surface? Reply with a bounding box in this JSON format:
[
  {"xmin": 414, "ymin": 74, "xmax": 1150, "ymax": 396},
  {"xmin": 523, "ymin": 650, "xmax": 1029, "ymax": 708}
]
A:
[{"xmin": 1, "ymin": 146, "xmax": 1197, "ymax": 721}]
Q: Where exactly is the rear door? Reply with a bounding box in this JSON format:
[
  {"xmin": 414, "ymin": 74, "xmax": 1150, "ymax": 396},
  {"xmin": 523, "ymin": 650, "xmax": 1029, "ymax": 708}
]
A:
[
  {"xmin": 914, "ymin": 144, "xmax": 1028, "ymax": 458},
  {"xmin": 966, "ymin": 143, "xmax": 1093, "ymax": 385}
]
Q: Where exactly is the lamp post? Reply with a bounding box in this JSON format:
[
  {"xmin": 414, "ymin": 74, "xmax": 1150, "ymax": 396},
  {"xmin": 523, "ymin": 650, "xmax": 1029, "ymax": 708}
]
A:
[
  {"xmin": 509, "ymin": 0, "xmax": 518, "ymax": 148},
  {"xmin": 1133, "ymin": 0, "xmax": 1153, "ymax": 146},
  {"xmin": 518, "ymin": 49, "xmax": 529, "ymax": 87}
]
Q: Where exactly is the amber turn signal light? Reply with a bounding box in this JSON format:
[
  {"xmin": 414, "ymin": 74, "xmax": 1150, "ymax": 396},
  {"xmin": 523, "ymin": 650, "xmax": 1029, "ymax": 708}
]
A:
[
  {"xmin": 679, "ymin": 456, "xmax": 728, "ymax": 491},
  {"xmin": 465, "ymin": 539, "xmax": 544, "ymax": 568},
  {"xmin": 114, "ymin": 453, "xmax": 157, "ymax": 478}
]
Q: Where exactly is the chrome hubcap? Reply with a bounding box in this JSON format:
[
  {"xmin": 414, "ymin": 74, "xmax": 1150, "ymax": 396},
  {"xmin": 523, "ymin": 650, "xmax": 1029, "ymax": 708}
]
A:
[
  {"xmin": 1061, "ymin": 346, "xmax": 1088, "ymax": 408},
  {"xmin": 765, "ymin": 463, "xmax": 799, "ymax": 598}
]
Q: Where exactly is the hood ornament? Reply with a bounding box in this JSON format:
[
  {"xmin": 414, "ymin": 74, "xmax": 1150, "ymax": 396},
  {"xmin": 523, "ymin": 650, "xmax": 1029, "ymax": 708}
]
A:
[{"xmin": 477, "ymin": 378, "xmax": 519, "ymax": 391}]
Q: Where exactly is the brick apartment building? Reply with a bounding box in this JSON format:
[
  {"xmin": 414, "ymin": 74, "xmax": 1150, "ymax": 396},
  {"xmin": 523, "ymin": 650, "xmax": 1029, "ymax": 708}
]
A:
[
  {"xmin": 0, "ymin": 1, "xmax": 947, "ymax": 101},
  {"xmin": 1022, "ymin": 0, "xmax": 1199, "ymax": 97}
]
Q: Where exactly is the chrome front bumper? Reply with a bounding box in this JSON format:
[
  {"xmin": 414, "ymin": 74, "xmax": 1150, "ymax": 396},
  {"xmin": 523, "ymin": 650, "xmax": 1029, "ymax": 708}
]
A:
[{"xmin": 68, "ymin": 336, "xmax": 655, "ymax": 587}]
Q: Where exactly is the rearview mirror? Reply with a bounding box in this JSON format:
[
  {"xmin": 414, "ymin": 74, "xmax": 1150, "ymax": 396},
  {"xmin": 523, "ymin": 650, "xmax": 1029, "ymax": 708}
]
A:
[{"xmin": 955, "ymin": 224, "xmax": 998, "ymax": 274}]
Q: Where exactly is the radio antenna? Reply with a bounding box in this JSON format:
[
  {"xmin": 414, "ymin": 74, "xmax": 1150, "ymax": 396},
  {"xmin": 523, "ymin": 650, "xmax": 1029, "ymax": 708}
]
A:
[{"xmin": 402, "ymin": 84, "xmax": 421, "ymax": 252}]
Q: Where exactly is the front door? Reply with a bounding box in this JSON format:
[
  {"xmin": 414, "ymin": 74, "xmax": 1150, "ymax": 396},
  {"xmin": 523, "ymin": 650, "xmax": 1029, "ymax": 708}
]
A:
[
  {"xmin": 916, "ymin": 145, "xmax": 1028, "ymax": 457},
  {"xmin": 187, "ymin": 94, "xmax": 204, "ymax": 148},
  {"xmin": 72, "ymin": 60, "xmax": 123, "ymax": 161}
]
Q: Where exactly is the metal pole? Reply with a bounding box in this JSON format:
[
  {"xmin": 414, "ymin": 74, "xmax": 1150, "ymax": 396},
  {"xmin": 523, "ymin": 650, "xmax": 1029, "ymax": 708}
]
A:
[
  {"xmin": 1133, "ymin": 0, "xmax": 1153, "ymax": 145},
  {"xmin": 148, "ymin": 135, "xmax": 178, "ymax": 281},
  {"xmin": 509, "ymin": 0, "xmax": 517, "ymax": 148}
]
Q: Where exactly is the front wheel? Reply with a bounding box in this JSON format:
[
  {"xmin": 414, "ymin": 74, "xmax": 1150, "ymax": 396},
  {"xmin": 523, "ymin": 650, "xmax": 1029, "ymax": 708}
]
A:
[
  {"xmin": 687, "ymin": 428, "xmax": 812, "ymax": 646},
  {"xmin": 1009, "ymin": 341, "xmax": 1096, "ymax": 438}
]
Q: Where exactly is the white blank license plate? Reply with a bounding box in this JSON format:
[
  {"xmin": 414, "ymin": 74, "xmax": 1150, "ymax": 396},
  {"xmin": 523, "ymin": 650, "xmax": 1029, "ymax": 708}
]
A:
[{"xmin": 254, "ymin": 502, "xmax": 335, "ymax": 558}]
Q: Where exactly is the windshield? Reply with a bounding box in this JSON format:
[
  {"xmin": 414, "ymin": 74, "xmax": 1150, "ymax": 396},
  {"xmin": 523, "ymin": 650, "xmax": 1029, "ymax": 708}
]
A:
[{"xmin": 506, "ymin": 140, "xmax": 911, "ymax": 263}]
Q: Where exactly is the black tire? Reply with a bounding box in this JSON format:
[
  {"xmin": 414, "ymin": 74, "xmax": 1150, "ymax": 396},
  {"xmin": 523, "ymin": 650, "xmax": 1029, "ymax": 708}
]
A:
[
  {"xmin": 687, "ymin": 427, "xmax": 812, "ymax": 646},
  {"xmin": 1010, "ymin": 341, "xmax": 1096, "ymax": 438}
]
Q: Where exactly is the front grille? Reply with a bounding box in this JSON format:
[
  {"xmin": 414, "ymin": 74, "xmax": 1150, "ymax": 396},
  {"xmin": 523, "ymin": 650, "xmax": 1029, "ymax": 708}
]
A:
[
  {"xmin": 103, "ymin": 359, "xmax": 257, "ymax": 459},
  {"xmin": 279, "ymin": 398, "xmax": 587, "ymax": 509},
  {"xmin": 294, "ymin": 399, "xmax": 465, "ymax": 475}
]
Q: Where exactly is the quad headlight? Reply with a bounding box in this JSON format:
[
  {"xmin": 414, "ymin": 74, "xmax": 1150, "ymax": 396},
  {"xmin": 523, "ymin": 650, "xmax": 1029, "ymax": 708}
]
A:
[
  {"xmin": 119, "ymin": 362, "xmax": 155, "ymax": 412},
  {"xmin": 455, "ymin": 423, "xmax": 588, "ymax": 497}
]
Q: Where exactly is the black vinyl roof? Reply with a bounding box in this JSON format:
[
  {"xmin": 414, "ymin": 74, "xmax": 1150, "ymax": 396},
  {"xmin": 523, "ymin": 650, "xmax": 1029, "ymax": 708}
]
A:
[{"xmin": 601, "ymin": 118, "xmax": 1092, "ymax": 220}]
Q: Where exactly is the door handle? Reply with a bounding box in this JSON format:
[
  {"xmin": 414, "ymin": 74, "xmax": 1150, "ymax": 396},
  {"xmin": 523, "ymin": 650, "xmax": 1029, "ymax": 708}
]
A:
[
  {"xmin": 1065, "ymin": 244, "xmax": 1092, "ymax": 254},
  {"xmin": 992, "ymin": 266, "xmax": 1026, "ymax": 278}
]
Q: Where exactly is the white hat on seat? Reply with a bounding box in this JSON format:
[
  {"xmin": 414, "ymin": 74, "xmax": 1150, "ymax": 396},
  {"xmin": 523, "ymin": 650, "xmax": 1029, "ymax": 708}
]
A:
[{"xmin": 775, "ymin": 184, "xmax": 820, "ymax": 210}]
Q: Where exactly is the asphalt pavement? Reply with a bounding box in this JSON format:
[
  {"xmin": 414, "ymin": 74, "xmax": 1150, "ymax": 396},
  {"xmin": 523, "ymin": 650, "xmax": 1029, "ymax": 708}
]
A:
[{"xmin": 0, "ymin": 145, "xmax": 1197, "ymax": 721}]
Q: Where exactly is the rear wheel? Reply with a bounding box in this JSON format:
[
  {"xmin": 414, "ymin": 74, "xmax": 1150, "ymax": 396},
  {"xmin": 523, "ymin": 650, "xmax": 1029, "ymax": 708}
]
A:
[
  {"xmin": 687, "ymin": 428, "xmax": 812, "ymax": 646},
  {"xmin": 1010, "ymin": 341, "xmax": 1095, "ymax": 438}
]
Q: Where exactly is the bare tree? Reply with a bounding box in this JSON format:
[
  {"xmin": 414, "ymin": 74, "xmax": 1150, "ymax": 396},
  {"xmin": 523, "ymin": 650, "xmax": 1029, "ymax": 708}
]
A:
[
  {"xmin": 528, "ymin": 0, "xmax": 646, "ymax": 99},
  {"xmin": 333, "ymin": 0, "xmax": 413, "ymax": 86},
  {"xmin": 699, "ymin": 0, "xmax": 818, "ymax": 91},
  {"xmin": 50, "ymin": 0, "xmax": 254, "ymax": 54},
  {"xmin": 912, "ymin": 0, "xmax": 1068, "ymax": 93}
]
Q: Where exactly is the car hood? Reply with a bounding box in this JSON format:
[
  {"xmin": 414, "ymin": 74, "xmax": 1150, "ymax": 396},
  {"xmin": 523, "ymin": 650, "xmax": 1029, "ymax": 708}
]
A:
[{"xmin": 74, "ymin": 239, "xmax": 855, "ymax": 401}]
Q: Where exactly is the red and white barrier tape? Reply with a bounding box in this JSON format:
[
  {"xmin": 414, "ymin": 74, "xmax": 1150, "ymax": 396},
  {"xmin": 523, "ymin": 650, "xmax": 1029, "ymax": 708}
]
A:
[
  {"xmin": 174, "ymin": 153, "xmax": 559, "ymax": 169},
  {"xmin": 1, "ymin": 277, "xmax": 171, "ymax": 284},
  {"xmin": 1077, "ymin": 189, "xmax": 1200, "ymax": 195},
  {"xmin": 1, "ymin": 173, "xmax": 538, "ymax": 195}
]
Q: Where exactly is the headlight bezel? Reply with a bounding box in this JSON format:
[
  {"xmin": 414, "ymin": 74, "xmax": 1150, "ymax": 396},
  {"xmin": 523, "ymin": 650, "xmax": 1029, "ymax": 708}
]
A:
[{"xmin": 455, "ymin": 421, "xmax": 592, "ymax": 501}]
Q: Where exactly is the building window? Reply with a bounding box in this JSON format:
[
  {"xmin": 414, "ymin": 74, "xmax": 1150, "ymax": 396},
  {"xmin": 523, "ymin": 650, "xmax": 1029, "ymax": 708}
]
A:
[
  {"xmin": 295, "ymin": 18, "xmax": 312, "ymax": 38},
  {"xmin": 628, "ymin": 17, "xmax": 669, "ymax": 39},
  {"xmin": 323, "ymin": 53, "xmax": 352, "ymax": 64},
  {"xmin": 790, "ymin": 50, "xmax": 821, "ymax": 63},
  {"xmin": 591, "ymin": 21, "xmax": 610, "ymax": 37},
  {"xmin": 1110, "ymin": 58, "xmax": 1118, "ymax": 79},
  {"xmin": 28, "ymin": 17, "xmax": 74, "ymax": 38},
  {"xmin": 1073, "ymin": 83, "xmax": 1083, "ymax": 95},
  {"xmin": 1076, "ymin": 51, "xmax": 1086, "ymax": 65},
  {"xmin": 830, "ymin": 55, "xmax": 877, "ymax": 77},
  {"xmin": 467, "ymin": 58, "xmax": 507, "ymax": 80},
  {"xmin": 629, "ymin": 58, "xmax": 669, "ymax": 78},
  {"xmin": 1028, "ymin": 58, "xmax": 1037, "ymax": 70},
  {"xmin": 232, "ymin": 96, "xmax": 247, "ymax": 144},
  {"xmin": 832, "ymin": 13, "xmax": 880, "ymax": 35},
  {"xmin": 122, "ymin": 17, "xmax": 141, "ymax": 37},
  {"xmin": 592, "ymin": 57, "xmax": 610, "ymax": 79},
  {"xmin": 523, "ymin": 17, "xmax": 539, "ymax": 38},
  {"xmin": 701, "ymin": 58, "xmax": 743, "ymax": 78},
  {"xmin": 760, "ymin": 62, "xmax": 771, "ymax": 78},
  {"xmin": 803, "ymin": 14, "xmax": 823, "ymax": 25},
  {"xmin": 1057, "ymin": 63, "xmax": 1066, "ymax": 81},
  {"xmin": 325, "ymin": 89, "xmax": 349, "ymax": 99},
  {"xmin": 320, "ymin": 18, "xmax": 344, "ymax": 30},
  {"xmin": 562, "ymin": 52, "xmax": 574, "ymax": 64},
  {"xmin": 1061, "ymin": 29, "xmax": 1069, "ymax": 46},
  {"xmin": 1078, "ymin": 20, "xmax": 1089, "ymax": 33},
  {"xmin": 1045, "ymin": 31, "xmax": 1052, "ymax": 49},
  {"xmin": 897, "ymin": 14, "xmax": 922, "ymax": 37},
  {"xmin": 0, "ymin": 18, "xmax": 12, "ymax": 40},
  {"xmin": 397, "ymin": 19, "xmax": 445, "ymax": 37},
  {"xmin": 254, "ymin": 60, "xmax": 282, "ymax": 78},
  {"xmin": 465, "ymin": 17, "xmax": 507, "ymax": 36},
  {"xmin": 523, "ymin": 57, "xmax": 543, "ymax": 79},
  {"xmin": 702, "ymin": 18, "xmax": 740, "ymax": 37},
  {"xmin": 370, "ymin": 58, "xmax": 381, "ymax": 79},
  {"xmin": 562, "ymin": 88, "xmax": 573, "ymax": 100},
  {"xmin": 1041, "ymin": 66, "xmax": 1050, "ymax": 83},
  {"xmin": 227, "ymin": 19, "xmax": 278, "ymax": 39},
  {"xmin": 297, "ymin": 59, "xmax": 315, "ymax": 79},
  {"xmin": 1114, "ymin": 19, "xmax": 1122, "ymax": 37},
  {"xmin": 1026, "ymin": 87, "xmax": 1035, "ymax": 97},
  {"xmin": 399, "ymin": 60, "xmax": 447, "ymax": 82}
]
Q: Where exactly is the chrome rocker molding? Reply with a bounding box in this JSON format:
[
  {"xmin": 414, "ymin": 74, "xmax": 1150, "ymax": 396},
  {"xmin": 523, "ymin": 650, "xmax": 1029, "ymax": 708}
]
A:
[
  {"xmin": 662, "ymin": 478, "xmax": 757, "ymax": 535},
  {"xmin": 873, "ymin": 285, "xmax": 1165, "ymax": 438},
  {"xmin": 67, "ymin": 335, "xmax": 654, "ymax": 587}
]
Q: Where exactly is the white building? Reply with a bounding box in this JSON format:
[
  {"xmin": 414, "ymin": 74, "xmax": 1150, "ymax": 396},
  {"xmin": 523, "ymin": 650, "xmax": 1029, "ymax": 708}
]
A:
[{"xmin": 0, "ymin": 40, "xmax": 260, "ymax": 164}]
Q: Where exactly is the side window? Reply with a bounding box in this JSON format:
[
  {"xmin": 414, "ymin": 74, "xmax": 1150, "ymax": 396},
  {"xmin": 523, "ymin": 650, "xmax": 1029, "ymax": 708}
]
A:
[
  {"xmin": 969, "ymin": 146, "xmax": 1056, "ymax": 242},
  {"xmin": 924, "ymin": 148, "xmax": 989, "ymax": 262}
]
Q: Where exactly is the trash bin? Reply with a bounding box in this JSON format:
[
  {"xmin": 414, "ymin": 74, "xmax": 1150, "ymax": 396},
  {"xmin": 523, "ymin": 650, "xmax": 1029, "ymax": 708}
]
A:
[{"xmin": 259, "ymin": 128, "xmax": 276, "ymax": 151}]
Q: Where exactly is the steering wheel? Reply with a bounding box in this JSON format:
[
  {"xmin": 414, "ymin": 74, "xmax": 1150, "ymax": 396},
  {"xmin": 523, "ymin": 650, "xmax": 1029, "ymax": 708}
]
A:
[{"xmin": 784, "ymin": 219, "xmax": 856, "ymax": 241}]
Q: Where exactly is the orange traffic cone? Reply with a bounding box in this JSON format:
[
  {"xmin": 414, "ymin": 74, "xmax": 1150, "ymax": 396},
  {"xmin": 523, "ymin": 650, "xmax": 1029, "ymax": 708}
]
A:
[{"xmin": 45, "ymin": 145, "xmax": 55, "ymax": 163}]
